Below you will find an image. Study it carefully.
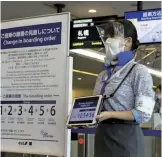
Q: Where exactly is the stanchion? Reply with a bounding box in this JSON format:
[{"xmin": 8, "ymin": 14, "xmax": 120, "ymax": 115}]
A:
[{"xmin": 1, "ymin": 152, "xmax": 6, "ymax": 157}]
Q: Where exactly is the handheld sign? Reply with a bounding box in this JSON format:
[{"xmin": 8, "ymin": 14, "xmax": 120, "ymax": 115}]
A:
[{"xmin": 66, "ymin": 95, "xmax": 102, "ymax": 127}]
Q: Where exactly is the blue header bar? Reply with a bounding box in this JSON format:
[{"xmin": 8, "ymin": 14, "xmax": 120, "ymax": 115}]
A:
[
  {"xmin": 1, "ymin": 22, "xmax": 62, "ymax": 49},
  {"xmin": 125, "ymin": 9, "xmax": 161, "ymax": 21},
  {"xmin": 1, "ymin": 100, "xmax": 56, "ymax": 104}
]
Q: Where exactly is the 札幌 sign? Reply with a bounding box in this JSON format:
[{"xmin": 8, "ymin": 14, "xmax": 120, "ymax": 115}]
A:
[{"xmin": 70, "ymin": 15, "xmax": 117, "ymax": 49}]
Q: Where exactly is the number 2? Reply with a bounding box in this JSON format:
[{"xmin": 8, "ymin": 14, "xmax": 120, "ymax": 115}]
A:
[{"xmin": 8, "ymin": 106, "xmax": 12, "ymax": 115}]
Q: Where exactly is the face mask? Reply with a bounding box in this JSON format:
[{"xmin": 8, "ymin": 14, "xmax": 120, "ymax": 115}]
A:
[
  {"xmin": 104, "ymin": 38, "xmax": 121, "ymax": 63},
  {"xmin": 104, "ymin": 38, "xmax": 133, "ymax": 66}
]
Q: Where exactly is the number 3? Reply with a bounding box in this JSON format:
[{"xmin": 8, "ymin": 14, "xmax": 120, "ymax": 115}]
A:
[{"xmin": 18, "ymin": 105, "xmax": 22, "ymax": 115}]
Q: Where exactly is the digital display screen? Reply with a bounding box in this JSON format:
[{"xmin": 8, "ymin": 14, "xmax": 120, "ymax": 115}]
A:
[
  {"xmin": 70, "ymin": 16, "xmax": 117, "ymax": 49},
  {"xmin": 125, "ymin": 9, "xmax": 161, "ymax": 44},
  {"xmin": 69, "ymin": 96, "xmax": 100, "ymax": 124}
]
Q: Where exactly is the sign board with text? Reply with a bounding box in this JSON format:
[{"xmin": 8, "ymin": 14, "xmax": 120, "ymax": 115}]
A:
[
  {"xmin": 1, "ymin": 13, "xmax": 71, "ymax": 156},
  {"xmin": 125, "ymin": 8, "xmax": 161, "ymax": 44},
  {"xmin": 70, "ymin": 15, "xmax": 117, "ymax": 49}
]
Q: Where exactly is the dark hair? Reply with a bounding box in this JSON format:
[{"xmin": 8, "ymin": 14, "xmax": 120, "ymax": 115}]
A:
[
  {"xmin": 117, "ymin": 19, "xmax": 139, "ymax": 51},
  {"xmin": 102, "ymin": 19, "xmax": 139, "ymax": 50},
  {"xmin": 156, "ymin": 84, "xmax": 161, "ymax": 91}
]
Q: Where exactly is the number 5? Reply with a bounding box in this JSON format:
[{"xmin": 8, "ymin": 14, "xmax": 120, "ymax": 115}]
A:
[{"xmin": 40, "ymin": 106, "xmax": 44, "ymax": 116}]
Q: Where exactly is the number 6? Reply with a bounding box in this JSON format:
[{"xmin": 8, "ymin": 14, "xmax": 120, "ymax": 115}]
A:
[{"xmin": 50, "ymin": 106, "xmax": 56, "ymax": 116}]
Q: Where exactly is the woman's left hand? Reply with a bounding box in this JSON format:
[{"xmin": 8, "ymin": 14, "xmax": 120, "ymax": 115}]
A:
[{"xmin": 96, "ymin": 111, "xmax": 112, "ymax": 122}]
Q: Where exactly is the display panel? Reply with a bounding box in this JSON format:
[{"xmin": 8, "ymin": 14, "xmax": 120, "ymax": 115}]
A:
[
  {"xmin": 70, "ymin": 16, "xmax": 117, "ymax": 49},
  {"xmin": 125, "ymin": 8, "xmax": 161, "ymax": 44},
  {"xmin": 68, "ymin": 96, "xmax": 101, "ymax": 124}
]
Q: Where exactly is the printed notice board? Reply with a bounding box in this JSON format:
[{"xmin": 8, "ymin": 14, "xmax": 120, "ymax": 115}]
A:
[{"xmin": 1, "ymin": 13, "xmax": 71, "ymax": 156}]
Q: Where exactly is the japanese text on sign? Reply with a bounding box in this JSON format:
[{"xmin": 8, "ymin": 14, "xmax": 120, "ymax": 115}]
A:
[{"xmin": 1, "ymin": 22, "xmax": 62, "ymax": 49}]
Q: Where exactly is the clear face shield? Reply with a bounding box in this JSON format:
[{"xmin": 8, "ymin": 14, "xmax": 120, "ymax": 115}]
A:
[{"xmin": 96, "ymin": 22, "xmax": 125, "ymax": 64}]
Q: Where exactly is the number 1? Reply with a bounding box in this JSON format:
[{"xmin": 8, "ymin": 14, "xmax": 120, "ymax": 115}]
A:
[{"xmin": 0, "ymin": 106, "xmax": 2, "ymax": 115}]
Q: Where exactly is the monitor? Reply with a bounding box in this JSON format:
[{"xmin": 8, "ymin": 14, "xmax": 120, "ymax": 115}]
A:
[{"xmin": 125, "ymin": 8, "xmax": 161, "ymax": 44}]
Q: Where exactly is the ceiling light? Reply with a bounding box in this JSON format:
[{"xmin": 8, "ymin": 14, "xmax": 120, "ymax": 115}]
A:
[
  {"xmin": 147, "ymin": 68, "xmax": 162, "ymax": 78},
  {"xmin": 73, "ymin": 69, "xmax": 156, "ymax": 88},
  {"xmin": 77, "ymin": 77, "xmax": 82, "ymax": 80},
  {"xmin": 88, "ymin": 9, "xmax": 97, "ymax": 13},
  {"xmin": 73, "ymin": 69, "xmax": 98, "ymax": 77},
  {"xmin": 70, "ymin": 49, "xmax": 105, "ymax": 62},
  {"xmin": 70, "ymin": 49, "xmax": 162, "ymax": 78}
]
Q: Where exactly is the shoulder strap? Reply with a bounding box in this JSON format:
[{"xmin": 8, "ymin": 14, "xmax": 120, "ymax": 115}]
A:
[{"xmin": 109, "ymin": 64, "xmax": 136, "ymax": 98}]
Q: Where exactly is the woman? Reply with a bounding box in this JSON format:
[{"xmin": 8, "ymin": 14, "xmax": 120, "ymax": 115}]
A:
[
  {"xmin": 94, "ymin": 20, "xmax": 155, "ymax": 157},
  {"xmin": 154, "ymin": 85, "xmax": 161, "ymax": 113}
]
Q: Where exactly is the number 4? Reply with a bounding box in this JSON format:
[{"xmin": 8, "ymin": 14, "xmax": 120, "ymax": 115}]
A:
[{"xmin": 29, "ymin": 106, "xmax": 33, "ymax": 115}]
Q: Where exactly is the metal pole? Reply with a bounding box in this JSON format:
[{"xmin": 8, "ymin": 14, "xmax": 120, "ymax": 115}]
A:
[
  {"xmin": 54, "ymin": 4, "xmax": 65, "ymax": 13},
  {"xmin": 137, "ymin": 1, "xmax": 143, "ymax": 11},
  {"xmin": 1, "ymin": 152, "xmax": 6, "ymax": 157}
]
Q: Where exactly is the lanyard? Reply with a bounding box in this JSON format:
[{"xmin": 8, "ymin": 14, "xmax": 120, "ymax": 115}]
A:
[
  {"xmin": 100, "ymin": 63, "xmax": 136, "ymax": 112},
  {"xmin": 100, "ymin": 60, "xmax": 135, "ymax": 95},
  {"xmin": 103, "ymin": 60, "xmax": 135, "ymax": 85},
  {"xmin": 100, "ymin": 59, "xmax": 135, "ymax": 95},
  {"xmin": 100, "ymin": 67, "xmax": 115, "ymax": 95}
]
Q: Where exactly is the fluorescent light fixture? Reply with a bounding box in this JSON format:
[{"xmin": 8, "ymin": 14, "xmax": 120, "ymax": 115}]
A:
[
  {"xmin": 70, "ymin": 49, "xmax": 105, "ymax": 62},
  {"xmin": 88, "ymin": 9, "xmax": 97, "ymax": 13},
  {"xmin": 147, "ymin": 68, "xmax": 162, "ymax": 78},
  {"xmin": 73, "ymin": 69, "xmax": 98, "ymax": 77},
  {"xmin": 78, "ymin": 77, "xmax": 82, "ymax": 80},
  {"xmin": 147, "ymin": 62, "xmax": 150, "ymax": 65},
  {"xmin": 70, "ymin": 49, "xmax": 162, "ymax": 78},
  {"xmin": 73, "ymin": 69, "xmax": 157, "ymax": 88}
]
